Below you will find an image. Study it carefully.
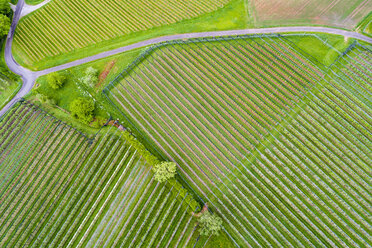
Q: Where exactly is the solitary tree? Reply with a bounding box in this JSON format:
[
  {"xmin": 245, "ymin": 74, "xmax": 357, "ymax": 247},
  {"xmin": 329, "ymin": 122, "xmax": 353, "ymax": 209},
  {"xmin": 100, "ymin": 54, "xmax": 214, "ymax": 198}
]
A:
[
  {"xmin": 199, "ymin": 211, "xmax": 222, "ymax": 236},
  {"xmin": 47, "ymin": 72, "xmax": 66, "ymax": 89},
  {"xmin": 0, "ymin": 14, "xmax": 10, "ymax": 36},
  {"xmin": 70, "ymin": 97, "xmax": 95, "ymax": 124},
  {"xmin": 153, "ymin": 161, "xmax": 177, "ymax": 183},
  {"xmin": 80, "ymin": 67, "xmax": 98, "ymax": 88}
]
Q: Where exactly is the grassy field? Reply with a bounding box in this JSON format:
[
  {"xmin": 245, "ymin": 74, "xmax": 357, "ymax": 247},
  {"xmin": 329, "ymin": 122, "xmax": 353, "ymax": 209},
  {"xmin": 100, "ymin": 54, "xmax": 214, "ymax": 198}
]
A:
[
  {"xmin": 105, "ymin": 35, "xmax": 372, "ymax": 246},
  {"xmin": 0, "ymin": 101, "xmax": 210, "ymax": 247},
  {"xmin": 251, "ymin": 0, "xmax": 372, "ymax": 29},
  {"xmin": 25, "ymin": 0, "xmax": 45, "ymax": 5},
  {"xmin": 13, "ymin": 0, "xmax": 251, "ymax": 70},
  {"xmin": 0, "ymin": 76, "xmax": 20, "ymax": 110},
  {"xmin": 31, "ymin": 47, "xmax": 146, "ymax": 121},
  {"xmin": 0, "ymin": 38, "xmax": 21, "ymax": 110}
]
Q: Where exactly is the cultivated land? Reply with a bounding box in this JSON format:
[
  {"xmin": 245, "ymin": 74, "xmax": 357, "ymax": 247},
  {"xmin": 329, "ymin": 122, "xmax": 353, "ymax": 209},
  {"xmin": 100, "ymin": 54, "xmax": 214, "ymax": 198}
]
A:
[
  {"xmin": 252, "ymin": 0, "xmax": 372, "ymax": 28},
  {"xmin": 0, "ymin": 101, "xmax": 203, "ymax": 247},
  {"xmin": 12, "ymin": 0, "xmax": 236, "ymax": 69},
  {"xmin": 1, "ymin": 0, "xmax": 372, "ymax": 246},
  {"xmin": 105, "ymin": 35, "xmax": 372, "ymax": 246}
]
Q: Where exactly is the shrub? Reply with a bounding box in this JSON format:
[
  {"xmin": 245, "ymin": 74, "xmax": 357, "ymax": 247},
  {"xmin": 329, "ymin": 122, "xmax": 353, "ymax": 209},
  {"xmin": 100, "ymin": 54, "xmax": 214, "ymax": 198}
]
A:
[
  {"xmin": 47, "ymin": 72, "xmax": 66, "ymax": 89},
  {"xmin": 80, "ymin": 67, "xmax": 99, "ymax": 88},
  {"xmin": 0, "ymin": 0, "xmax": 12, "ymax": 18},
  {"xmin": 0, "ymin": 14, "xmax": 10, "ymax": 36},
  {"xmin": 153, "ymin": 161, "xmax": 177, "ymax": 183},
  {"xmin": 36, "ymin": 93, "xmax": 56, "ymax": 105},
  {"xmin": 199, "ymin": 211, "xmax": 223, "ymax": 236},
  {"xmin": 92, "ymin": 116, "xmax": 106, "ymax": 128},
  {"xmin": 69, "ymin": 97, "xmax": 94, "ymax": 124}
]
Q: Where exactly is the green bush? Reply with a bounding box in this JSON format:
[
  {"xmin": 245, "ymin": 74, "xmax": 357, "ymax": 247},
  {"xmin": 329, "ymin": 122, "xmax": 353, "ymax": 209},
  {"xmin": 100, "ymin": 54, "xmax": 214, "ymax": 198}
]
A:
[
  {"xmin": 47, "ymin": 72, "xmax": 66, "ymax": 89},
  {"xmin": 92, "ymin": 116, "xmax": 107, "ymax": 128},
  {"xmin": 153, "ymin": 161, "xmax": 177, "ymax": 183},
  {"xmin": 69, "ymin": 97, "xmax": 94, "ymax": 124},
  {"xmin": 0, "ymin": 14, "xmax": 10, "ymax": 36},
  {"xmin": 80, "ymin": 67, "xmax": 99, "ymax": 88},
  {"xmin": 199, "ymin": 211, "xmax": 223, "ymax": 236},
  {"xmin": 0, "ymin": 0, "xmax": 12, "ymax": 18},
  {"xmin": 121, "ymin": 130, "xmax": 160, "ymax": 166}
]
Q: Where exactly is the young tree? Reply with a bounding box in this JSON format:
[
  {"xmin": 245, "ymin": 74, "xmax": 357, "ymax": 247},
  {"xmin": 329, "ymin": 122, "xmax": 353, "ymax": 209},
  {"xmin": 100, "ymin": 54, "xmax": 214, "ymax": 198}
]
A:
[
  {"xmin": 69, "ymin": 97, "xmax": 95, "ymax": 124},
  {"xmin": 153, "ymin": 161, "xmax": 177, "ymax": 183},
  {"xmin": 47, "ymin": 72, "xmax": 66, "ymax": 89},
  {"xmin": 0, "ymin": 14, "xmax": 10, "ymax": 36},
  {"xmin": 80, "ymin": 67, "xmax": 98, "ymax": 88},
  {"xmin": 199, "ymin": 211, "xmax": 223, "ymax": 236}
]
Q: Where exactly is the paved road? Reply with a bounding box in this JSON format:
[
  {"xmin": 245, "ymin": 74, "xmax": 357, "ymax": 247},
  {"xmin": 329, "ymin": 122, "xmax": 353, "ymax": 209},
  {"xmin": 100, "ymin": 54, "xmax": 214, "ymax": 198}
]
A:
[
  {"xmin": 1, "ymin": 0, "xmax": 372, "ymax": 116},
  {"xmin": 21, "ymin": 0, "xmax": 52, "ymax": 17}
]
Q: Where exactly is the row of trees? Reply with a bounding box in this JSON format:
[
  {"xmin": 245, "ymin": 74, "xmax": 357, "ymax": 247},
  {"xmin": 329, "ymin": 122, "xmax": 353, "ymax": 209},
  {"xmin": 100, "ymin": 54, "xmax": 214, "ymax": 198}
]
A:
[{"xmin": 152, "ymin": 161, "xmax": 222, "ymax": 236}]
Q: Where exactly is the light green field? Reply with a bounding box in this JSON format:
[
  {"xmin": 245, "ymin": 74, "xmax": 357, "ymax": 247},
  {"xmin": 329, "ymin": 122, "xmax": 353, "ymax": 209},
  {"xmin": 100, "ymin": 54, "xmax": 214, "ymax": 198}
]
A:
[
  {"xmin": 0, "ymin": 77, "xmax": 20, "ymax": 110},
  {"xmin": 13, "ymin": 0, "xmax": 250, "ymax": 70},
  {"xmin": 105, "ymin": 35, "xmax": 372, "ymax": 246},
  {"xmin": 0, "ymin": 101, "xmax": 206, "ymax": 247}
]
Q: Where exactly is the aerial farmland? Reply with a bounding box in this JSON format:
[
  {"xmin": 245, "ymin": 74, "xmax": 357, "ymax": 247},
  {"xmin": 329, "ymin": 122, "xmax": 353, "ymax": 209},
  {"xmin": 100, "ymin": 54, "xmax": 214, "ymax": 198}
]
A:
[{"xmin": 0, "ymin": 0, "xmax": 371, "ymax": 247}]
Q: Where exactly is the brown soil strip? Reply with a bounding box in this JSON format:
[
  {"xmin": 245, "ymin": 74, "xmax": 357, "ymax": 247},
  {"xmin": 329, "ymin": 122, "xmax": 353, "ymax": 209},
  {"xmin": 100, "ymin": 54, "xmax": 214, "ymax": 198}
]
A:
[{"xmin": 96, "ymin": 60, "xmax": 117, "ymax": 88}]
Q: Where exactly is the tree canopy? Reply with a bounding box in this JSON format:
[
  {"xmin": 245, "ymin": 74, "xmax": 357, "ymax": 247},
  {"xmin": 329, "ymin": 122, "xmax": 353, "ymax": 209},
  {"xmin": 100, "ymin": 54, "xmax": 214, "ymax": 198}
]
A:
[
  {"xmin": 199, "ymin": 211, "xmax": 223, "ymax": 236},
  {"xmin": 153, "ymin": 161, "xmax": 177, "ymax": 183},
  {"xmin": 0, "ymin": 14, "xmax": 10, "ymax": 36},
  {"xmin": 69, "ymin": 97, "xmax": 95, "ymax": 124},
  {"xmin": 80, "ymin": 67, "xmax": 98, "ymax": 88},
  {"xmin": 0, "ymin": 0, "xmax": 12, "ymax": 18},
  {"xmin": 47, "ymin": 72, "xmax": 66, "ymax": 89}
]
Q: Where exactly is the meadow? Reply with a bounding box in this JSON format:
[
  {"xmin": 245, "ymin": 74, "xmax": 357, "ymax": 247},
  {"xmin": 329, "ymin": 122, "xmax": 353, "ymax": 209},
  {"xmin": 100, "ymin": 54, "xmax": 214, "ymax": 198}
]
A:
[
  {"xmin": 105, "ymin": 35, "xmax": 372, "ymax": 246},
  {"xmin": 0, "ymin": 101, "xmax": 204, "ymax": 247},
  {"xmin": 0, "ymin": 75, "xmax": 20, "ymax": 110}
]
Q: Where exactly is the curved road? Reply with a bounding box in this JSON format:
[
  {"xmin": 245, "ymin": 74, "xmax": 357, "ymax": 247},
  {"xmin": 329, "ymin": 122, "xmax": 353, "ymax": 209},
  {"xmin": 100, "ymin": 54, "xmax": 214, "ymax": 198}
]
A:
[{"xmin": 1, "ymin": 0, "xmax": 371, "ymax": 116}]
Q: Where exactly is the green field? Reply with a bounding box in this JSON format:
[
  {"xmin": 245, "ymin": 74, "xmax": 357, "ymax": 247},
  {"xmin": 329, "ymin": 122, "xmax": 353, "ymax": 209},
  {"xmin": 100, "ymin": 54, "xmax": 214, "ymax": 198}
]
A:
[
  {"xmin": 0, "ymin": 101, "xmax": 210, "ymax": 247},
  {"xmin": 0, "ymin": 75, "xmax": 20, "ymax": 110},
  {"xmin": 105, "ymin": 35, "xmax": 372, "ymax": 246},
  {"xmin": 13, "ymin": 0, "xmax": 249, "ymax": 70}
]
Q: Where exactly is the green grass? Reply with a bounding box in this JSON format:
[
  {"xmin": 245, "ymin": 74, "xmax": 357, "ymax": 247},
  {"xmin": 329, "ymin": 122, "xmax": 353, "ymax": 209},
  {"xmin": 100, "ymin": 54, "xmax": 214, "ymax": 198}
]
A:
[
  {"xmin": 0, "ymin": 79, "xmax": 21, "ymax": 110},
  {"xmin": 356, "ymin": 12, "xmax": 372, "ymax": 37},
  {"xmin": 25, "ymin": 0, "xmax": 45, "ymax": 5},
  {"xmin": 284, "ymin": 33, "xmax": 354, "ymax": 67},
  {"xmin": 0, "ymin": 37, "xmax": 22, "ymax": 110},
  {"xmin": 13, "ymin": 0, "xmax": 250, "ymax": 70},
  {"xmin": 27, "ymin": 47, "xmax": 146, "ymax": 132}
]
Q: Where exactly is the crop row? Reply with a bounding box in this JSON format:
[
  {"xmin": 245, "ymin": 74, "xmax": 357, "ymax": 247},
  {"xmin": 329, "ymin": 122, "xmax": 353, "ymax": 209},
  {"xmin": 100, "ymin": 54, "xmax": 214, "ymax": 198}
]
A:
[
  {"xmin": 0, "ymin": 105, "xmax": 197, "ymax": 247},
  {"xmin": 14, "ymin": 0, "xmax": 230, "ymax": 63},
  {"xmin": 107, "ymin": 37, "xmax": 372, "ymax": 246}
]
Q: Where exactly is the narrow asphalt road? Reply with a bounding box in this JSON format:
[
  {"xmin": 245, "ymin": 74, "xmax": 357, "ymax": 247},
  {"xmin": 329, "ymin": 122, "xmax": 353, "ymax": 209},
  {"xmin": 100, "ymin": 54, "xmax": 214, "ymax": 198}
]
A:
[{"xmin": 1, "ymin": 0, "xmax": 371, "ymax": 116}]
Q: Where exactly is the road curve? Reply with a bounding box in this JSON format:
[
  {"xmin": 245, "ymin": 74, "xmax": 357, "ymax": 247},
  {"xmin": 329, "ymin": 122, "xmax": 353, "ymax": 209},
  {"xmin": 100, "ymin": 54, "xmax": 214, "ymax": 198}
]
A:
[{"xmin": 1, "ymin": 0, "xmax": 372, "ymax": 116}]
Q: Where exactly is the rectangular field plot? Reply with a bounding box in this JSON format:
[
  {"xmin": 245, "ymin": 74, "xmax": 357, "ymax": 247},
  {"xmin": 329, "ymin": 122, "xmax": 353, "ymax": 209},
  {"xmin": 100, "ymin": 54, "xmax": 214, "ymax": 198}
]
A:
[
  {"xmin": 252, "ymin": 0, "xmax": 372, "ymax": 28},
  {"xmin": 106, "ymin": 37, "xmax": 372, "ymax": 246},
  {"xmin": 13, "ymin": 0, "xmax": 231, "ymax": 66},
  {"xmin": 0, "ymin": 102, "xmax": 198, "ymax": 247}
]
